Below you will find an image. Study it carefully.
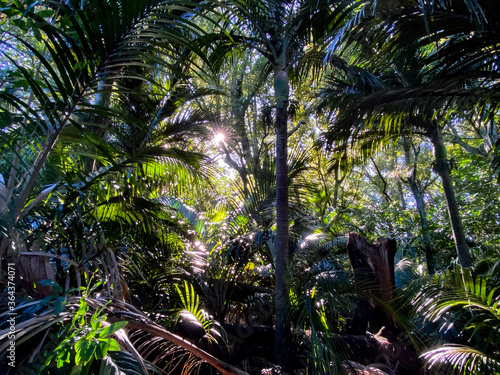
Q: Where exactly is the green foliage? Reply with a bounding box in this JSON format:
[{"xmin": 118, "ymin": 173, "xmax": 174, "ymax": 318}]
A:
[
  {"xmin": 1, "ymin": 0, "xmax": 500, "ymax": 374},
  {"xmin": 422, "ymin": 345, "xmax": 500, "ymax": 375},
  {"xmin": 175, "ymin": 280, "xmax": 227, "ymax": 345},
  {"xmin": 414, "ymin": 267, "xmax": 500, "ymax": 374},
  {"xmin": 42, "ymin": 298, "xmax": 125, "ymax": 371},
  {"xmin": 0, "ymin": 276, "xmax": 164, "ymax": 375},
  {"xmin": 287, "ymin": 235, "xmax": 357, "ymax": 373}
]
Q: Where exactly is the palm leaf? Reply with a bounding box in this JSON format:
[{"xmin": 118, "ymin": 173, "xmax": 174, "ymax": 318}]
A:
[
  {"xmin": 413, "ymin": 266, "xmax": 500, "ymax": 373},
  {"xmin": 0, "ymin": 0, "xmax": 213, "ymax": 227},
  {"xmin": 422, "ymin": 344, "xmax": 500, "ymax": 375}
]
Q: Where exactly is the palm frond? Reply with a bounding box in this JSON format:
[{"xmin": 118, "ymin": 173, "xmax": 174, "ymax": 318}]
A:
[
  {"xmin": 0, "ymin": 0, "xmax": 213, "ymax": 228},
  {"xmin": 412, "ymin": 266, "xmax": 500, "ymax": 373},
  {"xmin": 422, "ymin": 344, "xmax": 500, "ymax": 375}
]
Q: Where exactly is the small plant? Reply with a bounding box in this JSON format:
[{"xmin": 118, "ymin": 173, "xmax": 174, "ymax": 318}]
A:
[
  {"xmin": 42, "ymin": 297, "xmax": 127, "ymax": 371},
  {"xmin": 175, "ymin": 281, "xmax": 226, "ymax": 345}
]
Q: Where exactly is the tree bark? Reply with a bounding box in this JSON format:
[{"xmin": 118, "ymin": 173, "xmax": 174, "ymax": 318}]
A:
[
  {"xmin": 273, "ymin": 68, "xmax": 293, "ymax": 372},
  {"xmin": 347, "ymin": 233, "xmax": 398, "ymax": 334},
  {"xmin": 396, "ymin": 178, "xmax": 406, "ymax": 211},
  {"xmin": 428, "ymin": 124, "xmax": 472, "ymax": 268}
]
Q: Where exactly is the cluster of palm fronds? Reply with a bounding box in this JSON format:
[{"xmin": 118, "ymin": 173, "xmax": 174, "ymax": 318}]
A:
[
  {"xmin": 411, "ymin": 265, "xmax": 500, "ymax": 375},
  {"xmin": 0, "ymin": 0, "xmax": 233, "ymax": 373}
]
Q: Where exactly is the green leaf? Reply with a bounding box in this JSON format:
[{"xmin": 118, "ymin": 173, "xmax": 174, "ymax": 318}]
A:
[
  {"xmin": 54, "ymin": 296, "xmax": 67, "ymax": 317},
  {"xmin": 84, "ymin": 340, "xmax": 98, "ymax": 364},
  {"xmin": 91, "ymin": 309, "xmax": 107, "ymax": 331},
  {"xmin": 487, "ymin": 288, "xmax": 497, "ymax": 306},
  {"xmin": 97, "ymin": 338, "xmax": 121, "ymax": 359},
  {"xmin": 95, "ymin": 341, "xmax": 108, "ymax": 360},
  {"xmin": 75, "ymin": 300, "xmax": 87, "ymax": 326},
  {"xmin": 99, "ymin": 321, "xmax": 128, "ymax": 338},
  {"xmin": 75, "ymin": 338, "xmax": 88, "ymax": 365},
  {"xmin": 56, "ymin": 349, "xmax": 71, "ymax": 368},
  {"xmin": 35, "ymin": 9, "xmax": 54, "ymax": 18}
]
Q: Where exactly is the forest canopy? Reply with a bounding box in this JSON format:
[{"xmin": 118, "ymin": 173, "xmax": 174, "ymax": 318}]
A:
[{"xmin": 1, "ymin": 0, "xmax": 500, "ymax": 374}]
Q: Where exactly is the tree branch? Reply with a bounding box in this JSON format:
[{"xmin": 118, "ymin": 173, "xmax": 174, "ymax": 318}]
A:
[
  {"xmin": 422, "ymin": 176, "xmax": 439, "ymax": 192},
  {"xmin": 370, "ymin": 157, "xmax": 391, "ymax": 202},
  {"xmin": 287, "ymin": 119, "xmax": 305, "ymax": 137},
  {"xmin": 115, "ymin": 319, "xmax": 249, "ymax": 375},
  {"xmin": 447, "ymin": 123, "xmax": 487, "ymax": 157}
]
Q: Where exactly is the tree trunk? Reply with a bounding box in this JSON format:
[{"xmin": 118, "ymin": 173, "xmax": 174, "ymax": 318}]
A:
[
  {"xmin": 396, "ymin": 178, "xmax": 406, "ymax": 211},
  {"xmin": 408, "ymin": 178, "xmax": 435, "ymax": 274},
  {"xmin": 428, "ymin": 124, "xmax": 472, "ymax": 268},
  {"xmin": 347, "ymin": 233, "xmax": 398, "ymax": 334},
  {"xmin": 402, "ymin": 141, "xmax": 435, "ymax": 274},
  {"xmin": 273, "ymin": 68, "xmax": 292, "ymax": 372}
]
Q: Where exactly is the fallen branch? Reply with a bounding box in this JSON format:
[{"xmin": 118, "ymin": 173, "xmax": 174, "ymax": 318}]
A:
[{"xmin": 112, "ymin": 318, "xmax": 249, "ymax": 375}]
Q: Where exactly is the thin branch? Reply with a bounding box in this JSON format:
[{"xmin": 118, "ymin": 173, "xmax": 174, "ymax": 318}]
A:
[
  {"xmin": 446, "ymin": 123, "xmax": 487, "ymax": 157},
  {"xmin": 422, "ymin": 176, "xmax": 439, "ymax": 192},
  {"xmin": 370, "ymin": 157, "xmax": 391, "ymax": 202},
  {"xmin": 221, "ymin": 144, "xmax": 242, "ymax": 172},
  {"xmin": 287, "ymin": 119, "xmax": 305, "ymax": 137}
]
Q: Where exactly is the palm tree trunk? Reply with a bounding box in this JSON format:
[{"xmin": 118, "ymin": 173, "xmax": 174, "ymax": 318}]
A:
[
  {"xmin": 428, "ymin": 124, "xmax": 472, "ymax": 268},
  {"xmin": 274, "ymin": 68, "xmax": 292, "ymax": 372}
]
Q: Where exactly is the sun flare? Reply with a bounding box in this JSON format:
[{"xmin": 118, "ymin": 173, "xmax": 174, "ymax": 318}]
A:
[{"xmin": 213, "ymin": 132, "xmax": 225, "ymax": 144}]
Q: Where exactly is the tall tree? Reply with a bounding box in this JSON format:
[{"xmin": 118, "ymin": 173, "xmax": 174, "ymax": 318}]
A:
[
  {"xmin": 401, "ymin": 139, "xmax": 437, "ymax": 274},
  {"xmin": 319, "ymin": 0, "xmax": 500, "ymax": 268},
  {"xmin": 202, "ymin": 1, "xmax": 359, "ymax": 369}
]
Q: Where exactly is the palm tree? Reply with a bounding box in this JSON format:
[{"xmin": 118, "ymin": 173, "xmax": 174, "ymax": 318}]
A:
[
  {"xmin": 319, "ymin": 0, "xmax": 500, "ymax": 268},
  {"xmin": 199, "ymin": 1, "xmax": 361, "ymax": 368}
]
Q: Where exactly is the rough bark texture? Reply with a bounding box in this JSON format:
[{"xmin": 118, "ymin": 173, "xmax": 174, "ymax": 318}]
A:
[
  {"xmin": 345, "ymin": 234, "xmax": 423, "ymax": 374},
  {"xmin": 428, "ymin": 125, "xmax": 472, "ymax": 268},
  {"xmin": 347, "ymin": 233, "xmax": 398, "ymax": 334}
]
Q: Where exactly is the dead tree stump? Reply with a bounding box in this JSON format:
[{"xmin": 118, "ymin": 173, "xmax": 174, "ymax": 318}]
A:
[{"xmin": 347, "ymin": 233, "xmax": 397, "ymax": 335}]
